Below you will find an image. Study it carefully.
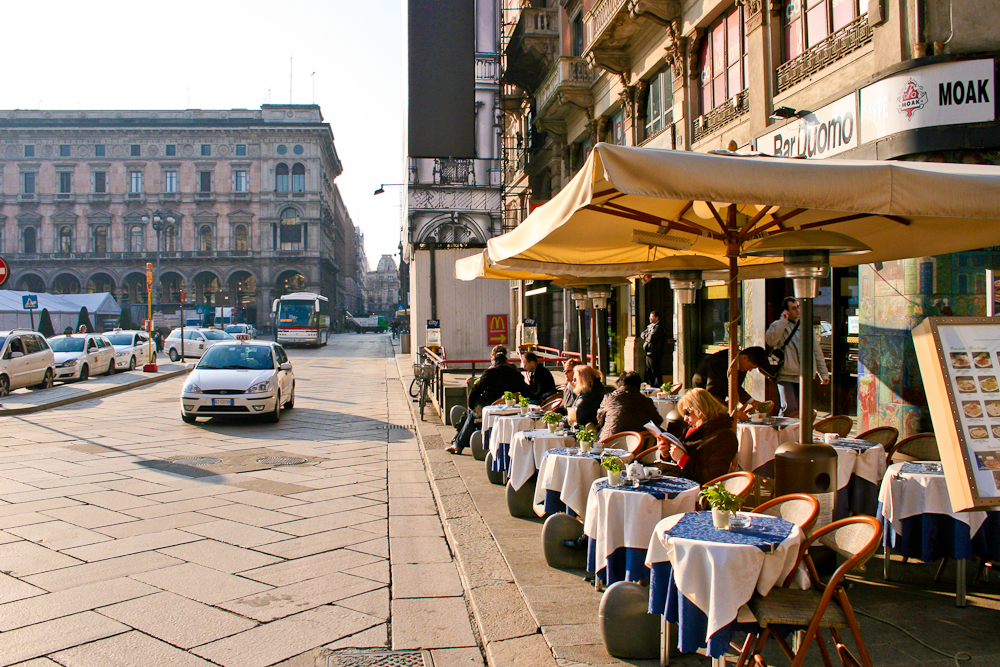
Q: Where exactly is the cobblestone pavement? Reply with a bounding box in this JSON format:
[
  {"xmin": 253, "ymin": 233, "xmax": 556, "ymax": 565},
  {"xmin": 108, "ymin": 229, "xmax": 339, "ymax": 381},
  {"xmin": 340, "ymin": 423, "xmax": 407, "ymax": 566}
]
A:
[{"xmin": 0, "ymin": 334, "xmax": 482, "ymax": 667}]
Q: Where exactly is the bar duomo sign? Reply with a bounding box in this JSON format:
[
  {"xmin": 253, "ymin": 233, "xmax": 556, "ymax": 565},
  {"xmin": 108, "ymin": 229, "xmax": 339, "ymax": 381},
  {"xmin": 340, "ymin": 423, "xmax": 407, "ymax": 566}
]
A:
[{"xmin": 756, "ymin": 59, "xmax": 995, "ymax": 159}]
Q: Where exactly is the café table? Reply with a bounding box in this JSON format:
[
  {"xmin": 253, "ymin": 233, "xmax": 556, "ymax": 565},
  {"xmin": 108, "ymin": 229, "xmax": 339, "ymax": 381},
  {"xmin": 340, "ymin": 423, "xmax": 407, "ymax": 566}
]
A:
[
  {"xmin": 488, "ymin": 411, "xmax": 542, "ymax": 475},
  {"xmin": 533, "ymin": 447, "xmax": 629, "ymax": 519},
  {"xmin": 825, "ymin": 437, "xmax": 886, "ymax": 519},
  {"xmin": 735, "ymin": 417, "xmax": 801, "ymax": 476},
  {"xmin": 507, "ymin": 429, "xmax": 577, "ymax": 493},
  {"xmin": 879, "ymin": 461, "xmax": 1000, "ymax": 606},
  {"xmin": 646, "ymin": 511, "xmax": 803, "ymax": 666},
  {"xmin": 652, "ymin": 394, "xmax": 683, "ymax": 421},
  {"xmin": 584, "ymin": 475, "xmax": 701, "ymax": 586}
]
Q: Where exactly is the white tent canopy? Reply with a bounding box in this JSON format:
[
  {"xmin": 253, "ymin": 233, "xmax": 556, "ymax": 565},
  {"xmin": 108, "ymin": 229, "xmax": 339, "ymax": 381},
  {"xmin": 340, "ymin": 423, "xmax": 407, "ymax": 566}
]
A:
[{"xmin": 0, "ymin": 291, "xmax": 121, "ymax": 333}]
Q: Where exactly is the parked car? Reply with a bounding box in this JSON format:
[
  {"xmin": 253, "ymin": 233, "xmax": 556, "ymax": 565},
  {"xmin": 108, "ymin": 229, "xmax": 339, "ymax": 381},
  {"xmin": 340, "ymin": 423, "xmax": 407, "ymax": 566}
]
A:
[
  {"xmin": 105, "ymin": 329, "xmax": 155, "ymax": 371},
  {"xmin": 180, "ymin": 341, "xmax": 295, "ymax": 423},
  {"xmin": 48, "ymin": 334, "xmax": 116, "ymax": 382},
  {"xmin": 164, "ymin": 328, "xmax": 235, "ymax": 361},
  {"xmin": 224, "ymin": 324, "xmax": 255, "ymax": 341},
  {"xmin": 0, "ymin": 330, "xmax": 55, "ymax": 395}
]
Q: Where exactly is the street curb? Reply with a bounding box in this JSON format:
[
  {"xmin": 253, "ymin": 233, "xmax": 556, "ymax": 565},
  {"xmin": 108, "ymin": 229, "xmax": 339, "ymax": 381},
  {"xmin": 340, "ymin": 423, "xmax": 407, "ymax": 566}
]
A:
[
  {"xmin": 0, "ymin": 367, "xmax": 190, "ymax": 416},
  {"xmin": 394, "ymin": 354, "xmax": 558, "ymax": 667}
]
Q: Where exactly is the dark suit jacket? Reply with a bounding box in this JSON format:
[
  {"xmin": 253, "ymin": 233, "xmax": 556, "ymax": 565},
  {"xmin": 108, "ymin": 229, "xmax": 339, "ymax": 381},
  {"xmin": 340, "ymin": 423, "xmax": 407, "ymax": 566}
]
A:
[
  {"xmin": 692, "ymin": 349, "xmax": 751, "ymax": 405},
  {"xmin": 526, "ymin": 364, "xmax": 556, "ymax": 402},
  {"xmin": 468, "ymin": 363, "xmax": 528, "ymax": 409},
  {"xmin": 597, "ymin": 386, "xmax": 663, "ymax": 441}
]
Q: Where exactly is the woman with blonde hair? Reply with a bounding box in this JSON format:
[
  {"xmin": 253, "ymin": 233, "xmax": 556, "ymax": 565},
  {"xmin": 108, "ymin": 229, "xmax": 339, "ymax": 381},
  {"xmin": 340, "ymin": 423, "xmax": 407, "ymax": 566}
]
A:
[
  {"xmin": 568, "ymin": 365, "xmax": 604, "ymax": 428},
  {"xmin": 656, "ymin": 387, "xmax": 737, "ymax": 484}
]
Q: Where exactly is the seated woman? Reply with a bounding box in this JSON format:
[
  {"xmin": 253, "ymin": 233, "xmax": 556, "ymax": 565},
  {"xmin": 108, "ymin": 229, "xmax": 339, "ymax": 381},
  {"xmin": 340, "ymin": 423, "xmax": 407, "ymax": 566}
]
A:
[
  {"xmin": 553, "ymin": 359, "xmax": 580, "ymax": 415},
  {"xmin": 568, "ymin": 365, "xmax": 604, "ymax": 430},
  {"xmin": 656, "ymin": 388, "xmax": 737, "ymax": 484},
  {"xmin": 596, "ymin": 371, "xmax": 663, "ymax": 442},
  {"xmin": 447, "ymin": 346, "xmax": 528, "ymax": 455}
]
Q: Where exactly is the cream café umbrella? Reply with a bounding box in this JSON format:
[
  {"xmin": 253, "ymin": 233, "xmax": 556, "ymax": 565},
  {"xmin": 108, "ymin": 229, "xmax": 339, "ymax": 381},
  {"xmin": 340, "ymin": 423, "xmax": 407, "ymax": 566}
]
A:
[{"xmin": 482, "ymin": 143, "xmax": 1000, "ymax": 406}]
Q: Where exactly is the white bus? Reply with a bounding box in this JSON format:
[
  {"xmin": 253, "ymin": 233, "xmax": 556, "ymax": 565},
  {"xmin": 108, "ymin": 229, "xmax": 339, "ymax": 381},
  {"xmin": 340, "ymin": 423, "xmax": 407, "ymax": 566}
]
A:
[{"xmin": 272, "ymin": 292, "xmax": 330, "ymax": 346}]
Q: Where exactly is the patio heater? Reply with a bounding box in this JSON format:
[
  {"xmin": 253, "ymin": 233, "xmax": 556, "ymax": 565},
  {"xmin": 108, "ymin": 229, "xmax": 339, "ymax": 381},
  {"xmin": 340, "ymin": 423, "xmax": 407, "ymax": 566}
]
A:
[
  {"xmin": 571, "ymin": 290, "xmax": 591, "ymax": 362},
  {"xmin": 743, "ymin": 230, "xmax": 870, "ymax": 524},
  {"xmin": 588, "ymin": 286, "xmax": 612, "ymax": 376},
  {"xmin": 667, "ymin": 270, "xmax": 704, "ymax": 389}
]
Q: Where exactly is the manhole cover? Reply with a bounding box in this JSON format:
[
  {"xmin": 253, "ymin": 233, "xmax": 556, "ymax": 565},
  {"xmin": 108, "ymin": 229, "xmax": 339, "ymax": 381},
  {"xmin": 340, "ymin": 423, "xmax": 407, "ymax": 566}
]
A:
[
  {"xmin": 256, "ymin": 456, "xmax": 308, "ymax": 466},
  {"xmin": 172, "ymin": 457, "xmax": 222, "ymax": 466},
  {"xmin": 327, "ymin": 651, "xmax": 431, "ymax": 667}
]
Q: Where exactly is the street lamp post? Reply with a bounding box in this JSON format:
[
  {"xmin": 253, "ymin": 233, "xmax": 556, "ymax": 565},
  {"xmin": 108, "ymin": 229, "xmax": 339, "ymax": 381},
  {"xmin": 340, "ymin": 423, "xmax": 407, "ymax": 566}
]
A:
[{"xmin": 141, "ymin": 209, "xmax": 175, "ymax": 369}]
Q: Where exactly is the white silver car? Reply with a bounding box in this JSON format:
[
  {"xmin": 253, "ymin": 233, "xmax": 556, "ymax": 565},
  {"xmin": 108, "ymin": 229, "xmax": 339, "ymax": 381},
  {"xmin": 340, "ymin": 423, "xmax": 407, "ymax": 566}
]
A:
[
  {"xmin": 0, "ymin": 330, "xmax": 55, "ymax": 395},
  {"xmin": 49, "ymin": 334, "xmax": 116, "ymax": 381},
  {"xmin": 165, "ymin": 328, "xmax": 235, "ymax": 361},
  {"xmin": 180, "ymin": 341, "xmax": 294, "ymax": 423},
  {"xmin": 105, "ymin": 330, "xmax": 155, "ymax": 371},
  {"xmin": 224, "ymin": 324, "xmax": 255, "ymax": 341}
]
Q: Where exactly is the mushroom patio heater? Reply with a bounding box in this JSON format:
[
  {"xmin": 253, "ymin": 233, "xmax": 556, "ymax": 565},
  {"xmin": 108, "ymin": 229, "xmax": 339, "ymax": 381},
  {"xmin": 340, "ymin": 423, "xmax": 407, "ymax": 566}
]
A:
[
  {"xmin": 743, "ymin": 230, "xmax": 871, "ymax": 525},
  {"xmin": 667, "ymin": 270, "xmax": 704, "ymax": 389}
]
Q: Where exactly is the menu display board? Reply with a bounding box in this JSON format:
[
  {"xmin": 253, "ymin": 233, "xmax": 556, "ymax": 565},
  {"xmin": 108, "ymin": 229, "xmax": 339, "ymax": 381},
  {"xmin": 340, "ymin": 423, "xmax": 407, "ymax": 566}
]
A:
[{"xmin": 912, "ymin": 317, "xmax": 1000, "ymax": 511}]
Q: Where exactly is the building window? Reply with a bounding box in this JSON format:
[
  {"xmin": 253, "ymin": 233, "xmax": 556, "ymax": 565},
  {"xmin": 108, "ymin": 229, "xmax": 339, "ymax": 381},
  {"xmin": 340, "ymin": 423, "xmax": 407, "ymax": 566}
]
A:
[
  {"xmin": 291, "ymin": 163, "xmax": 305, "ymax": 192},
  {"xmin": 58, "ymin": 226, "xmax": 73, "ymax": 254},
  {"xmin": 279, "ymin": 207, "xmax": 304, "ymax": 250},
  {"xmin": 93, "ymin": 226, "xmax": 108, "ymax": 253},
  {"xmin": 24, "ymin": 145, "xmax": 35, "ymax": 157},
  {"xmin": 606, "ymin": 109, "xmax": 626, "ymax": 146},
  {"xmin": 164, "ymin": 225, "xmax": 177, "ymax": 252},
  {"xmin": 199, "ymin": 225, "xmax": 214, "ymax": 252},
  {"xmin": 699, "ymin": 4, "xmax": 747, "ymax": 114},
  {"xmin": 643, "ymin": 66, "xmax": 674, "ymax": 141},
  {"xmin": 93, "ymin": 171, "xmax": 107, "ymax": 193},
  {"xmin": 233, "ymin": 170, "xmax": 249, "ymax": 192},
  {"xmin": 95, "ymin": 145, "xmax": 106, "ymax": 157},
  {"xmin": 570, "ymin": 13, "xmax": 584, "ymax": 57},
  {"xmin": 129, "ymin": 225, "xmax": 144, "ymax": 252},
  {"xmin": 199, "ymin": 171, "xmax": 213, "ymax": 193},
  {"xmin": 164, "ymin": 170, "xmax": 178, "ymax": 193},
  {"xmin": 23, "ymin": 227, "xmax": 37, "ymax": 254},
  {"xmin": 236, "ymin": 144, "xmax": 247, "ymax": 156},
  {"xmin": 129, "ymin": 171, "xmax": 144, "ymax": 193},
  {"xmin": 783, "ymin": 0, "xmax": 866, "ymax": 61},
  {"xmin": 58, "ymin": 172, "xmax": 72, "ymax": 194},
  {"xmin": 166, "ymin": 144, "xmax": 176, "ymax": 156},
  {"xmin": 59, "ymin": 145, "xmax": 71, "ymax": 157},
  {"xmin": 23, "ymin": 172, "xmax": 36, "ymax": 194},
  {"xmin": 130, "ymin": 144, "xmax": 141, "ymax": 157},
  {"xmin": 234, "ymin": 225, "xmax": 248, "ymax": 251},
  {"xmin": 275, "ymin": 163, "xmax": 290, "ymax": 192},
  {"xmin": 201, "ymin": 144, "xmax": 211, "ymax": 156}
]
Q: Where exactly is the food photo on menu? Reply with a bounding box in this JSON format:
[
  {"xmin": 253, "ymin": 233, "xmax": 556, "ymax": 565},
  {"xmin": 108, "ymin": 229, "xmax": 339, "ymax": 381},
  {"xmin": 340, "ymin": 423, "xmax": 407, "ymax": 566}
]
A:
[
  {"xmin": 952, "ymin": 352, "xmax": 971, "ymax": 368},
  {"xmin": 976, "ymin": 352, "xmax": 994, "ymax": 368},
  {"xmin": 975, "ymin": 451, "xmax": 1000, "ymax": 470},
  {"xmin": 981, "ymin": 377, "xmax": 1000, "ymax": 393},
  {"xmin": 993, "ymin": 425, "xmax": 1000, "ymax": 439},
  {"xmin": 970, "ymin": 425, "xmax": 990, "ymax": 439},
  {"xmin": 987, "ymin": 400, "xmax": 1000, "ymax": 417},
  {"xmin": 957, "ymin": 376, "xmax": 978, "ymax": 393},
  {"xmin": 964, "ymin": 401, "xmax": 984, "ymax": 419},
  {"xmin": 993, "ymin": 471, "xmax": 1000, "ymax": 491}
]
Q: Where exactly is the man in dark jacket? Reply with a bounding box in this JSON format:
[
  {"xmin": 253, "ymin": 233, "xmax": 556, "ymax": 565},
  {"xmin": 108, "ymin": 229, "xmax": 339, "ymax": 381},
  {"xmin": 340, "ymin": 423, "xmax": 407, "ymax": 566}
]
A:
[
  {"xmin": 691, "ymin": 346, "xmax": 768, "ymax": 408},
  {"xmin": 597, "ymin": 371, "xmax": 663, "ymax": 441},
  {"xmin": 641, "ymin": 310, "xmax": 667, "ymax": 386},
  {"xmin": 447, "ymin": 347, "xmax": 528, "ymax": 454},
  {"xmin": 522, "ymin": 352, "xmax": 556, "ymax": 402}
]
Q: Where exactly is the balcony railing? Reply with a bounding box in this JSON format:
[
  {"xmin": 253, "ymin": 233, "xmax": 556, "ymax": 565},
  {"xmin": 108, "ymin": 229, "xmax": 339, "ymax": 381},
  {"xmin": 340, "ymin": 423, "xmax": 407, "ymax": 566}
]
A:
[
  {"xmin": 476, "ymin": 54, "xmax": 500, "ymax": 84},
  {"xmin": 776, "ymin": 14, "xmax": 873, "ymax": 93},
  {"xmin": 536, "ymin": 57, "xmax": 596, "ymax": 113},
  {"xmin": 693, "ymin": 89, "xmax": 750, "ymax": 142},
  {"xmin": 434, "ymin": 159, "xmax": 475, "ymax": 186},
  {"xmin": 585, "ymin": 0, "xmax": 628, "ymax": 51},
  {"xmin": 503, "ymin": 149, "xmax": 528, "ymax": 186}
]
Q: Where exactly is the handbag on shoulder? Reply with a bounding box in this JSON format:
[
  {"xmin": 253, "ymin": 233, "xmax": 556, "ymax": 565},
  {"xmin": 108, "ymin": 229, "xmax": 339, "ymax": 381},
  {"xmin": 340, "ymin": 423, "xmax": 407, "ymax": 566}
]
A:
[{"xmin": 763, "ymin": 319, "xmax": 800, "ymax": 380}]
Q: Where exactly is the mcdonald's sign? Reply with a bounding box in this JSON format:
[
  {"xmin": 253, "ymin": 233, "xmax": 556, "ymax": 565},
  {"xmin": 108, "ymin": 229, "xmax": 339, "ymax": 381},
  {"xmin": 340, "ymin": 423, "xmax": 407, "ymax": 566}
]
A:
[{"xmin": 487, "ymin": 314, "xmax": 508, "ymax": 346}]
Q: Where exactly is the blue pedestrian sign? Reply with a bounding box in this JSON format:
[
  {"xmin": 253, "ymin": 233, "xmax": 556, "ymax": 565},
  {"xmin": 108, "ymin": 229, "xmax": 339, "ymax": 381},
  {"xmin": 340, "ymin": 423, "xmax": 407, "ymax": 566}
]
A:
[
  {"xmin": 22, "ymin": 295, "xmax": 38, "ymax": 310},
  {"xmin": 196, "ymin": 305, "xmax": 206, "ymax": 315}
]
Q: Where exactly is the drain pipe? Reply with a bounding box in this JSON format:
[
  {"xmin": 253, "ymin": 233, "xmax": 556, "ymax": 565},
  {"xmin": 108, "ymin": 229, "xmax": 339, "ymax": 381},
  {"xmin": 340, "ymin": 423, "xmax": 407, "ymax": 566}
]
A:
[
  {"xmin": 428, "ymin": 239, "xmax": 437, "ymax": 320},
  {"xmin": 914, "ymin": 0, "xmax": 928, "ymax": 57}
]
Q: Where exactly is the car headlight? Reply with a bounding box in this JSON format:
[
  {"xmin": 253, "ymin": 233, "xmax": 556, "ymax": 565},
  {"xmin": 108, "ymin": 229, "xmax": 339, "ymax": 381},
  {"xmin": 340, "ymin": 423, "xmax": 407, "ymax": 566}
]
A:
[
  {"xmin": 115, "ymin": 351, "xmax": 128, "ymax": 357},
  {"xmin": 60, "ymin": 359, "xmax": 78, "ymax": 368},
  {"xmin": 247, "ymin": 380, "xmax": 272, "ymax": 394},
  {"xmin": 183, "ymin": 382, "xmax": 202, "ymax": 394}
]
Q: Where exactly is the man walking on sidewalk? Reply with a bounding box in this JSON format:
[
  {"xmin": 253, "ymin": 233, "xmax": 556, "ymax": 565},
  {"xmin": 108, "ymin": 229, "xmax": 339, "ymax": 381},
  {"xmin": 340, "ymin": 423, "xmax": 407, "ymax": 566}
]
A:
[{"xmin": 765, "ymin": 296, "xmax": 829, "ymax": 416}]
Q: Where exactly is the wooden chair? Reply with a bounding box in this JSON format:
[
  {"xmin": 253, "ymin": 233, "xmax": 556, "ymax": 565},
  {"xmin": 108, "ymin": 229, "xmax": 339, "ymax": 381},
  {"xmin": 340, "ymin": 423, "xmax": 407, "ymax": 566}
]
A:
[
  {"xmin": 540, "ymin": 394, "xmax": 562, "ymax": 412},
  {"xmin": 700, "ymin": 471, "xmax": 755, "ymax": 509},
  {"xmin": 743, "ymin": 515, "xmax": 883, "ymax": 667},
  {"xmin": 885, "ymin": 432, "xmax": 939, "ymax": 467},
  {"xmin": 600, "ymin": 431, "xmax": 645, "ymax": 458},
  {"xmin": 752, "ymin": 493, "xmax": 821, "ymax": 536},
  {"xmin": 814, "ymin": 415, "xmax": 853, "ymax": 438},
  {"xmin": 856, "ymin": 426, "xmax": 898, "ymax": 450}
]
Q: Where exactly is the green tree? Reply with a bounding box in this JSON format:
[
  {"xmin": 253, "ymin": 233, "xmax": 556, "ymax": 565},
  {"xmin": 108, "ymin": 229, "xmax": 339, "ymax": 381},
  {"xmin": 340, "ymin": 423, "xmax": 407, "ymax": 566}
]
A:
[
  {"xmin": 37, "ymin": 308, "xmax": 55, "ymax": 338},
  {"xmin": 77, "ymin": 306, "xmax": 95, "ymax": 333},
  {"xmin": 118, "ymin": 307, "xmax": 134, "ymax": 330}
]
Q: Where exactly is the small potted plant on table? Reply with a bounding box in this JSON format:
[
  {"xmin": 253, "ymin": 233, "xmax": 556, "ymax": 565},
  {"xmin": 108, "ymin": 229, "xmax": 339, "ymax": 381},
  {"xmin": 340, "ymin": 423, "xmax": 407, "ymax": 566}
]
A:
[
  {"xmin": 518, "ymin": 395, "xmax": 530, "ymax": 416},
  {"xmin": 503, "ymin": 391, "xmax": 516, "ymax": 407},
  {"xmin": 542, "ymin": 411, "xmax": 562, "ymax": 433},
  {"xmin": 576, "ymin": 425, "xmax": 597, "ymax": 454},
  {"xmin": 601, "ymin": 454, "xmax": 624, "ymax": 486},
  {"xmin": 750, "ymin": 401, "xmax": 773, "ymax": 423},
  {"xmin": 700, "ymin": 482, "xmax": 743, "ymax": 530}
]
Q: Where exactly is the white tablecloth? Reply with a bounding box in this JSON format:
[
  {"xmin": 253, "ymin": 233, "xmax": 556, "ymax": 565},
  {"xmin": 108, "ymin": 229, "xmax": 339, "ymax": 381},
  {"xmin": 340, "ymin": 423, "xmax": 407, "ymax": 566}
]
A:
[
  {"xmin": 482, "ymin": 405, "xmax": 525, "ymax": 432},
  {"xmin": 652, "ymin": 395, "xmax": 682, "ymax": 420},
  {"xmin": 646, "ymin": 512, "xmax": 803, "ymax": 639},
  {"xmin": 488, "ymin": 414, "xmax": 541, "ymax": 457},
  {"xmin": 508, "ymin": 429, "xmax": 576, "ymax": 491},
  {"xmin": 879, "ymin": 462, "xmax": 989, "ymax": 536},
  {"xmin": 830, "ymin": 439, "xmax": 886, "ymax": 490},
  {"xmin": 736, "ymin": 421, "xmax": 801, "ymax": 473},
  {"xmin": 584, "ymin": 477, "xmax": 701, "ymax": 579},
  {"xmin": 533, "ymin": 448, "xmax": 627, "ymax": 518}
]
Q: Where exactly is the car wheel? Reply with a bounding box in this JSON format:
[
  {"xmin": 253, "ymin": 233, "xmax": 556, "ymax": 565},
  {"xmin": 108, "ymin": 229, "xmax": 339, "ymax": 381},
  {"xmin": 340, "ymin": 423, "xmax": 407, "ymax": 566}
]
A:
[
  {"xmin": 267, "ymin": 392, "xmax": 282, "ymax": 423},
  {"xmin": 128, "ymin": 356, "xmax": 136, "ymax": 371},
  {"xmin": 182, "ymin": 412, "xmax": 197, "ymax": 424},
  {"xmin": 79, "ymin": 364, "xmax": 89, "ymax": 382},
  {"xmin": 0, "ymin": 375, "xmax": 9, "ymax": 397},
  {"xmin": 105, "ymin": 360, "xmax": 115, "ymax": 376},
  {"xmin": 169, "ymin": 348, "xmax": 180, "ymax": 362},
  {"xmin": 285, "ymin": 383, "xmax": 294, "ymax": 409},
  {"xmin": 35, "ymin": 369, "xmax": 53, "ymax": 390}
]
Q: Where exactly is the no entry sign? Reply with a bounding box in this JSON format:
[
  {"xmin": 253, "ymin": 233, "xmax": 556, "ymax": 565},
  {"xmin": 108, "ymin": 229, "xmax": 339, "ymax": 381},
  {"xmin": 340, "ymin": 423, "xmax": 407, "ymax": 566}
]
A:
[{"xmin": 0, "ymin": 257, "xmax": 8, "ymax": 287}]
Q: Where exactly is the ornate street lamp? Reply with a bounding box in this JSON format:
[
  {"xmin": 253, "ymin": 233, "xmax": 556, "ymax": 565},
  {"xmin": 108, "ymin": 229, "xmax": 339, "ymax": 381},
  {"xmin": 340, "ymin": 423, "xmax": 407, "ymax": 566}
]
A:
[{"xmin": 141, "ymin": 209, "xmax": 175, "ymax": 316}]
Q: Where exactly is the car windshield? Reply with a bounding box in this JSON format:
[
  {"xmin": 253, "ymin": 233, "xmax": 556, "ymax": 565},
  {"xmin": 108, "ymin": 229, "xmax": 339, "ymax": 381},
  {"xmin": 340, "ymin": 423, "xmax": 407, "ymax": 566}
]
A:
[
  {"xmin": 225, "ymin": 325, "xmax": 245, "ymax": 333},
  {"xmin": 106, "ymin": 334, "xmax": 134, "ymax": 345},
  {"xmin": 49, "ymin": 338, "xmax": 85, "ymax": 352},
  {"xmin": 278, "ymin": 301, "xmax": 314, "ymax": 327},
  {"xmin": 198, "ymin": 345, "xmax": 274, "ymax": 370},
  {"xmin": 203, "ymin": 331, "xmax": 235, "ymax": 340}
]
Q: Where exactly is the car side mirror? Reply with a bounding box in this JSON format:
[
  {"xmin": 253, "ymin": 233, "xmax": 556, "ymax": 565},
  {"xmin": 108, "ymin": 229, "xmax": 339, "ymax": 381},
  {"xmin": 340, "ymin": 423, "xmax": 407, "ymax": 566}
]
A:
[
  {"xmin": 9, "ymin": 351, "xmax": 23, "ymax": 359},
  {"xmin": 185, "ymin": 362, "xmax": 196, "ymax": 370},
  {"xmin": 279, "ymin": 362, "xmax": 292, "ymax": 371}
]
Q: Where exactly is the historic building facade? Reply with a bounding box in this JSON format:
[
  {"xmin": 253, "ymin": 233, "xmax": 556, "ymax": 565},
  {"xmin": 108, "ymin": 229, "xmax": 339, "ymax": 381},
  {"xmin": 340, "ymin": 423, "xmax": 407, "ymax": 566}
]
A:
[
  {"xmin": 500, "ymin": 0, "xmax": 1000, "ymax": 435},
  {"xmin": 0, "ymin": 105, "xmax": 357, "ymax": 330},
  {"xmin": 365, "ymin": 254, "xmax": 401, "ymax": 320}
]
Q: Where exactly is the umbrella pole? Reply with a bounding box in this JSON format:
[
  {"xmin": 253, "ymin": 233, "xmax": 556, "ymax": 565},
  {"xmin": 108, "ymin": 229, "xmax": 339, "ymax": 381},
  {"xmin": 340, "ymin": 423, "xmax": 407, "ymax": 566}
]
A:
[{"xmin": 728, "ymin": 255, "xmax": 739, "ymax": 413}]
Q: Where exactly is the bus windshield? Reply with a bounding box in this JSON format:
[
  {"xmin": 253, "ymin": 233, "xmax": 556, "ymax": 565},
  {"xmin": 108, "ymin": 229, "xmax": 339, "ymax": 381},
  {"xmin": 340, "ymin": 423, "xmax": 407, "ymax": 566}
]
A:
[{"xmin": 278, "ymin": 301, "xmax": 315, "ymax": 328}]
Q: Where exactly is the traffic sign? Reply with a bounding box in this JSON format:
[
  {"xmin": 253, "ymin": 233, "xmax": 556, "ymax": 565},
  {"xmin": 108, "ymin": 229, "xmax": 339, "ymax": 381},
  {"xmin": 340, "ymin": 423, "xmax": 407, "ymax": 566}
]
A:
[
  {"xmin": 196, "ymin": 306, "xmax": 206, "ymax": 315},
  {"xmin": 22, "ymin": 295, "xmax": 38, "ymax": 310},
  {"xmin": 0, "ymin": 257, "xmax": 8, "ymax": 287}
]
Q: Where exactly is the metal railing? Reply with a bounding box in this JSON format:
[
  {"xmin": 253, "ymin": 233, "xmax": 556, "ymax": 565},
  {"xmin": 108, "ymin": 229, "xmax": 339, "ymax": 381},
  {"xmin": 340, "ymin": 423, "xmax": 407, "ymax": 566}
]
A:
[
  {"xmin": 776, "ymin": 14, "xmax": 873, "ymax": 93},
  {"xmin": 692, "ymin": 89, "xmax": 749, "ymax": 142},
  {"xmin": 536, "ymin": 56, "xmax": 596, "ymax": 112}
]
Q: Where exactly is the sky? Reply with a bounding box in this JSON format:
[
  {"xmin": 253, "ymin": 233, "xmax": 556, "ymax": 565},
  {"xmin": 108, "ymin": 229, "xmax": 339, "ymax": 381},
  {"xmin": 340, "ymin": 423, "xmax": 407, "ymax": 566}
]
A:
[{"xmin": 0, "ymin": 0, "xmax": 406, "ymax": 272}]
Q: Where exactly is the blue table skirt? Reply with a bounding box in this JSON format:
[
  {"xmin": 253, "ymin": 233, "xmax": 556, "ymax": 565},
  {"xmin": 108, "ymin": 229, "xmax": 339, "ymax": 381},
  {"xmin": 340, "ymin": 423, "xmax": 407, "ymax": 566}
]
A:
[
  {"xmin": 881, "ymin": 504, "xmax": 1000, "ymax": 562},
  {"xmin": 587, "ymin": 541, "xmax": 649, "ymax": 585},
  {"xmin": 491, "ymin": 441, "xmax": 510, "ymax": 472},
  {"xmin": 835, "ymin": 477, "xmax": 879, "ymax": 521},
  {"xmin": 542, "ymin": 489, "xmax": 578, "ymax": 518}
]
